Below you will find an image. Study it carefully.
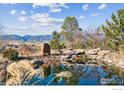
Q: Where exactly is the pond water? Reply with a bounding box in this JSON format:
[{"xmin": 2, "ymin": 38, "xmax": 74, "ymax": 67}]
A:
[{"xmin": 24, "ymin": 64, "xmax": 124, "ymax": 85}]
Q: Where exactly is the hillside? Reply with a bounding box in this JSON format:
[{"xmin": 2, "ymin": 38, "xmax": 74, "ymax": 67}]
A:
[{"xmin": 0, "ymin": 34, "xmax": 52, "ymax": 42}]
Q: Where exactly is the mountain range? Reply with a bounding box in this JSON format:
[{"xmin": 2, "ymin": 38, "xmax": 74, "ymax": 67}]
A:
[{"xmin": 0, "ymin": 34, "xmax": 52, "ymax": 42}]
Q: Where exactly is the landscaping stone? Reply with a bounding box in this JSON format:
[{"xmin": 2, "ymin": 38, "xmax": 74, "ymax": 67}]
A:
[{"xmin": 31, "ymin": 59, "xmax": 44, "ymax": 69}]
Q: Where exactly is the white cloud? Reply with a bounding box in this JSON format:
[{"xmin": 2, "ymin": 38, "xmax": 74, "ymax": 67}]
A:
[
  {"xmin": 32, "ymin": 3, "xmax": 69, "ymax": 13},
  {"xmin": 91, "ymin": 13, "xmax": 103, "ymax": 17},
  {"xmin": 82, "ymin": 4, "xmax": 89, "ymax": 10},
  {"xmin": 58, "ymin": 3, "xmax": 69, "ymax": 9},
  {"xmin": 20, "ymin": 10, "xmax": 26, "ymax": 15},
  {"xmin": 31, "ymin": 13, "xmax": 49, "ymax": 19},
  {"xmin": 4, "ymin": 24, "xmax": 61, "ymax": 35},
  {"xmin": 5, "ymin": 12, "xmax": 63, "ymax": 35},
  {"xmin": 79, "ymin": 15, "xmax": 85, "ymax": 19},
  {"xmin": 9, "ymin": 10, "xmax": 17, "ymax": 15},
  {"xmin": 30, "ymin": 13, "xmax": 63, "ymax": 26},
  {"xmin": 4, "ymin": 26, "xmax": 35, "ymax": 36},
  {"xmin": 98, "ymin": 4, "xmax": 107, "ymax": 10},
  {"xmin": 18, "ymin": 16, "xmax": 28, "ymax": 22},
  {"xmin": 4, "ymin": 25, "xmax": 61, "ymax": 36},
  {"xmin": 32, "ymin": 3, "xmax": 69, "ymax": 9},
  {"xmin": 50, "ymin": 8, "xmax": 61, "ymax": 13}
]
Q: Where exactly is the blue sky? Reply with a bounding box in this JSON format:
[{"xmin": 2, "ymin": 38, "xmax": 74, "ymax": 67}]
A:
[{"xmin": 0, "ymin": 3, "xmax": 124, "ymax": 36}]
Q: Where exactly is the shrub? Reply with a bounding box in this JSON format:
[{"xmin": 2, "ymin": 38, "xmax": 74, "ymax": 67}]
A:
[
  {"xmin": 50, "ymin": 31, "xmax": 65, "ymax": 49},
  {"xmin": 73, "ymin": 54, "xmax": 91, "ymax": 64},
  {"xmin": 102, "ymin": 9, "xmax": 124, "ymax": 51},
  {"xmin": 3, "ymin": 48, "xmax": 19, "ymax": 60}
]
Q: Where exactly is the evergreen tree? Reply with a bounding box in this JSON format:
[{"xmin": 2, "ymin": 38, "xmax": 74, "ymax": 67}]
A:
[
  {"xmin": 50, "ymin": 31, "xmax": 65, "ymax": 49},
  {"xmin": 61, "ymin": 16, "xmax": 82, "ymax": 49},
  {"xmin": 102, "ymin": 9, "xmax": 124, "ymax": 51}
]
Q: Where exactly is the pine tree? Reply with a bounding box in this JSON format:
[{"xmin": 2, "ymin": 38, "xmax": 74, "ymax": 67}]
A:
[
  {"xmin": 61, "ymin": 16, "xmax": 82, "ymax": 49},
  {"xmin": 102, "ymin": 9, "xmax": 124, "ymax": 51},
  {"xmin": 50, "ymin": 31, "xmax": 65, "ymax": 49}
]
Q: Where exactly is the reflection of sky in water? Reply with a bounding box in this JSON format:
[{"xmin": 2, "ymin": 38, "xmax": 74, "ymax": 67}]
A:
[
  {"xmin": 23, "ymin": 64, "xmax": 123, "ymax": 85},
  {"xmin": 79, "ymin": 66, "xmax": 108, "ymax": 85}
]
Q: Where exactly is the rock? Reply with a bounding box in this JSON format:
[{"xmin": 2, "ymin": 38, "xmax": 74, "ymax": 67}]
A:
[
  {"xmin": 60, "ymin": 61, "xmax": 73, "ymax": 67},
  {"xmin": 85, "ymin": 49, "xmax": 99, "ymax": 55},
  {"xmin": 88, "ymin": 55, "xmax": 97, "ymax": 59},
  {"xmin": 31, "ymin": 59, "xmax": 44, "ymax": 69},
  {"xmin": 116, "ymin": 59, "xmax": 124, "ymax": 68},
  {"xmin": 100, "ymin": 78, "xmax": 112, "ymax": 85},
  {"xmin": 75, "ymin": 49, "xmax": 85, "ymax": 55},
  {"xmin": 98, "ymin": 50, "xmax": 111, "ymax": 56},
  {"xmin": 31, "ymin": 59, "xmax": 44, "ymax": 78},
  {"xmin": 71, "ymin": 55, "xmax": 77, "ymax": 59},
  {"xmin": 66, "ymin": 58, "xmax": 76, "ymax": 63},
  {"xmin": 60, "ymin": 55, "xmax": 71, "ymax": 61},
  {"xmin": 51, "ymin": 49, "xmax": 62, "ymax": 55},
  {"xmin": 52, "ymin": 49, "xmax": 85, "ymax": 55},
  {"xmin": 63, "ymin": 49, "xmax": 75, "ymax": 55}
]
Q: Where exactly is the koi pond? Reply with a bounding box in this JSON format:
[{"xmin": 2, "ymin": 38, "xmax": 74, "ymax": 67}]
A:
[{"xmin": 23, "ymin": 63, "xmax": 124, "ymax": 85}]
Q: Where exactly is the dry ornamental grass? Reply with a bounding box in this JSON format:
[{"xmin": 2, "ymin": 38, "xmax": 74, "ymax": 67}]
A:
[{"xmin": 6, "ymin": 60, "xmax": 37, "ymax": 85}]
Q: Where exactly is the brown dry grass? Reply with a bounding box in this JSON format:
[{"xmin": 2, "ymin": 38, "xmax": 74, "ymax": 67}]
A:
[{"xmin": 6, "ymin": 60, "xmax": 37, "ymax": 85}]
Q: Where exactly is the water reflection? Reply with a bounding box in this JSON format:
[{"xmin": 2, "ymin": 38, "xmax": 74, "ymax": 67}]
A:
[
  {"xmin": 78, "ymin": 66, "xmax": 108, "ymax": 85},
  {"xmin": 24, "ymin": 64, "xmax": 124, "ymax": 85}
]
